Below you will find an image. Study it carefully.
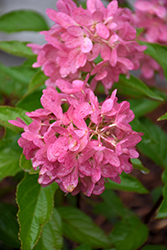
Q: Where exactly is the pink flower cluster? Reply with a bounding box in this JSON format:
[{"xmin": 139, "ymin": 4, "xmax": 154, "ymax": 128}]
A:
[
  {"xmin": 134, "ymin": 0, "xmax": 167, "ymax": 82},
  {"xmin": 9, "ymin": 77, "xmax": 142, "ymax": 196},
  {"xmin": 28, "ymin": 0, "xmax": 145, "ymax": 91}
]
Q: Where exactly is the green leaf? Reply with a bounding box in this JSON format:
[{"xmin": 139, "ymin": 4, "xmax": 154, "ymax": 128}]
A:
[
  {"xmin": 105, "ymin": 172, "xmax": 148, "ymax": 194},
  {"xmin": 0, "ymin": 106, "xmax": 31, "ymax": 132},
  {"xmin": 0, "ymin": 203, "xmax": 20, "ymax": 248},
  {"xmin": 94, "ymin": 189, "xmax": 132, "ymax": 219},
  {"xmin": 16, "ymin": 174, "xmax": 58, "ymax": 250},
  {"xmin": 0, "ymin": 10, "xmax": 48, "ymax": 33},
  {"xmin": 16, "ymin": 89, "xmax": 43, "ymax": 111},
  {"xmin": 0, "ymin": 63, "xmax": 37, "ymax": 85},
  {"xmin": 116, "ymin": 74, "xmax": 163, "ymax": 101},
  {"xmin": 110, "ymin": 217, "xmax": 149, "ymax": 250},
  {"xmin": 0, "ymin": 129, "xmax": 22, "ymax": 180},
  {"xmin": 131, "ymin": 158, "xmax": 150, "ymax": 174},
  {"xmin": 19, "ymin": 153, "xmax": 38, "ymax": 175},
  {"xmin": 156, "ymin": 170, "xmax": 167, "ymax": 218},
  {"xmin": 0, "ymin": 63, "xmax": 38, "ymax": 98},
  {"xmin": 158, "ymin": 112, "xmax": 167, "ymax": 121},
  {"xmin": 0, "ymin": 146, "xmax": 22, "ymax": 180},
  {"xmin": 34, "ymin": 208, "xmax": 63, "ymax": 250},
  {"xmin": 74, "ymin": 244, "xmax": 92, "ymax": 250},
  {"xmin": 139, "ymin": 41, "xmax": 167, "ymax": 79},
  {"xmin": 128, "ymin": 98, "xmax": 160, "ymax": 118},
  {"xmin": 27, "ymin": 70, "xmax": 47, "ymax": 92},
  {"xmin": 131, "ymin": 117, "xmax": 167, "ymax": 168},
  {"xmin": 57, "ymin": 206, "xmax": 111, "ymax": 248},
  {"xmin": 141, "ymin": 245, "xmax": 167, "ymax": 250},
  {"xmin": 0, "ymin": 41, "xmax": 35, "ymax": 57}
]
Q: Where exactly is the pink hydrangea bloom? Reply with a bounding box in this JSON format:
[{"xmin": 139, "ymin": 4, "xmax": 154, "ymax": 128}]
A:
[
  {"xmin": 9, "ymin": 78, "xmax": 142, "ymax": 196},
  {"xmin": 134, "ymin": 0, "xmax": 167, "ymax": 81},
  {"xmin": 28, "ymin": 0, "xmax": 146, "ymax": 91}
]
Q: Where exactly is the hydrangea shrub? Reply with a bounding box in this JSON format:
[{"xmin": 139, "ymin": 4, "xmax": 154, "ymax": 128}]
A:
[{"xmin": 0, "ymin": 0, "xmax": 167, "ymax": 249}]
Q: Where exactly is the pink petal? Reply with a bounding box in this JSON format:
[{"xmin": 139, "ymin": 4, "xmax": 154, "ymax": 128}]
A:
[
  {"xmin": 104, "ymin": 149, "xmax": 120, "ymax": 167},
  {"xmin": 81, "ymin": 37, "xmax": 93, "ymax": 53},
  {"xmin": 67, "ymin": 26, "xmax": 83, "ymax": 37},
  {"xmin": 62, "ymin": 167, "xmax": 78, "ymax": 192},
  {"xmin": 134, "ymin": 1, "xmax": 153, "ymax": 11},
  {"xmin": 101, "ymin": 164, "xmax": 118, "ymax": 178},
  {"xmin": 107, "ymin": 0, "xmax": 118, "ymax": 17},
  {"xmin": 56, "ymin": 12, "xmax": 76, "ymax": 28},
  {"xmin": 117, "ymin": 57, "xmax": 134, "ymax": 70},
  {"xmin": 101, "ymin": 98, "xmax": 114, "ymax": 113},
  {"xmin": 96, "ymin": 23, "xmax": 110, "ymax": 39},
  {"xmin": 92, "ymin": 10, "xmax": 104, "ymax": 22},
  {"xmin": 56, "ymin": 0, "xmax": 77, "ymax": 14},
  {"xmin": 110, "ymin": 48, "xmax": 117, "ymax": 67}
]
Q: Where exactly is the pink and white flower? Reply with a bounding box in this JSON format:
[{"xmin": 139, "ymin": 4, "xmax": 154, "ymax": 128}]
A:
[{"xmin": 9, "ymin": 78, "xmax": 142, "ymax": 196}]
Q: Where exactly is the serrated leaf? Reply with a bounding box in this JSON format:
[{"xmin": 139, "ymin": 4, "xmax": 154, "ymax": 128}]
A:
[
  {"xmin": 116, "ymin": 74, "xmax": 163, "ymax": 101},
  {"xmin": 105, "ymin": 172, "xmax": 148, "ymax": 194},
  {"xmin": 0, "ymin": 41, "xmax": 35, "ymax": 57},
  {"xmin": 74, "ymin": 244, "xmax": 92, "ymax": 250},
  {"xmin": 0, "ymin": 10, "xmax": 48, "ymax": 33},
  {"xmin": 94, "ymin": 189, "xmax": 132, "ymax": 219},
  {"xmin": 128, "ymin": 98, "xmax": 160, "ymax": 118},
  {"xmin": 19, "ymin": 153, "xmax": 38, "ymax": 175},
  {"xmin": 34, "ymin": 208, "xmax": 63, "ymax": 250},
  {"xmin": 110, "ymin": 217, "xmax": 148, "ymax": 250},
  {"xmin": 158, "ymin": 112, "xmax": 167, "ymax": 121},
  {"xmin": 57, "ymin": 206, "xmax": 111, "ymax": 248},
  {"xmin": 16, "ymin": 174, "xmax": 58, "ymax": 250},
  {"xmin": 0, "ymin": 106, "xmax": 31, "ymax": 132},
  {"xmin": 0, "ymin": 203, "xmax": 20, "ymax": 248},
  {"xmin": 131, "ymin": 117, "xmax": 167, "ymax": 168},
  {"xmin": 131, "ymin": 158, "xmax": 150, "ymax": 174},
  {"xmin": 16, "ymin": 90, "xmax": 43, "ymax": 111},
  {"xmin": 141, "ymin": 245, "xmax": 167, "ymax": 250},
  {"xmin": 139, "ymin": 41, "xmax": 167, "ymax": 79},
  {"xmin": 27, "ymin": 70, "xmax": 47, "ymax": 92},
  {"xmin": 156, "ymin": 170, "xmax": 167, "ymax": 218}
]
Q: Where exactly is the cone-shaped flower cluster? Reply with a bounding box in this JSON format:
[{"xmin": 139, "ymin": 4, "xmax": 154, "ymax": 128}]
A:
[
  {"xmin": 28, "ymin": 0, "xmax": 146, "ymax": 91},
  {"xmin": 134, "ymin": 0, "xmax": 167, "ymax": 82},
  {"xmin": 9, "ymin": 77, "xmax": 142, "ymax": 196}
]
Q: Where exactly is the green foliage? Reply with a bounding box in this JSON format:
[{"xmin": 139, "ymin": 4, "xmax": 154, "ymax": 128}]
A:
[
  {"xmin": 74, "ymin": 245, "xmax": 92, "ymax": 250},
  {"xmin": 139, "ymin": 41, "xmax": 167, "ymax": 79},
  {"xmin": 132, "ymin": 118, "xmax": 167, "ymax": 168},
  {"xmin": 156, "ymin": 169, "xmax": 167, "ymax": 218},
  {"xmin": 0, "ymin": 41, "xmax": 35, "ymax": 58},
  {"xmin": 0, "ymin": 203, "xmax": 20, "ymax": 248},
  {"xmin": 128, "ymin": 98, "xmax": 161, "ymax": 118},
  {"xmin": 0, "ymin": 106, "xmax": 31, "ymax": 132},
  {"xmin": 57, "ymin": 206, "xmax": 111, "ymax": 248},
  {"xmin": 158, "ymin": 112, "xmax": 167, "ymax": 121},
  {"xmin": 105, "ymin": 172, "xmax": 148, "ymax": 193},
  {"xmin": 19, "ymin": 153, "xmax": 38, "ymax": 175},
  {"xmin": 16, "ymin": 89, "xmax": 43, "ymax": 111},
  {"xmin": 0, "ymin": 10, "xmax": 48, "ymax": 33},
  {"xmin": 94, "ymin": 189, "xmax": 132, "ymax": 220},
  {"xmin": 27, "ymin": 70, "xmax": 47, "ymax": 93},
  {"xmin": 131, "ymin": 158, "xmax": 150, "ymax": 174},
  {"xmin": 109, "ymin": 216, "xmax": 149, "ymax": 250},
  {"xmin": 16, "ymin": 174, "xmax": 58, "ymax": 250},
  {"xmin": 34, "ymin": 208, "xmax": 63, "ymax": 250},
  {"xmin": 116, "ymin": 74, "xmax": 163, "ymax": 101}
]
